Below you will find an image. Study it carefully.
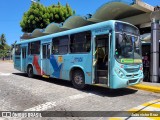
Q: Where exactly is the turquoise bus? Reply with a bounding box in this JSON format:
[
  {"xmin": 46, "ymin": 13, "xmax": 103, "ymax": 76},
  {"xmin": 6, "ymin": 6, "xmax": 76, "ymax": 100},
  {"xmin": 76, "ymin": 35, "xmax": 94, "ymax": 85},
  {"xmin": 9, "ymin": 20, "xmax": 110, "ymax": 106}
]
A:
[{"xmin": 14, "ymin": 20, "xmax": 143, "ymax": 89}]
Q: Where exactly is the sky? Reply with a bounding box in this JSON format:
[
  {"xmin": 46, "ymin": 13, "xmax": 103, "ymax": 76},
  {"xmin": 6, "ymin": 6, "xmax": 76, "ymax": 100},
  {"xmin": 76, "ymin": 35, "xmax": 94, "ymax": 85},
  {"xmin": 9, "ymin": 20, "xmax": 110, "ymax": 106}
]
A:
[{"xmin": 0, "ymin": 0, "xmax": 159, "ymax": 45}]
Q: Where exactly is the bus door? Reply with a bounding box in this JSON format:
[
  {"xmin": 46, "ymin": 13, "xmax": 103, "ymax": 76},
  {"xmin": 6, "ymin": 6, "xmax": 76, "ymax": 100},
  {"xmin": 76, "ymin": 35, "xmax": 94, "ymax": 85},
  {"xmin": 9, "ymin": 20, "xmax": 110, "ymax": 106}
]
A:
[
  {"xmin": 93, "ymin": 34, "xmax": 110, "ymax": 85},
  {"xmin": 14, "ymin": 45, "xmax": 21, "ymax": 71},
  {"xmin": 21, "ymin": 47, "xmax": 27, "ymax": 72},
  {"xmin": 42, "ymin": 44, "xmax": 51, "ymax": 75}
]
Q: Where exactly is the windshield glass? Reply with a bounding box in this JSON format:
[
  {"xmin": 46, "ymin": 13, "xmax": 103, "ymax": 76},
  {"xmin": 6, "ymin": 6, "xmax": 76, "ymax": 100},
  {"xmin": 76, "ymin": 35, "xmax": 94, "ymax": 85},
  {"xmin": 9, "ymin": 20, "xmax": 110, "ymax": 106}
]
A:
[{"xmin": 115, "ymin": 33, "xmax": 142, "ymax": 64}]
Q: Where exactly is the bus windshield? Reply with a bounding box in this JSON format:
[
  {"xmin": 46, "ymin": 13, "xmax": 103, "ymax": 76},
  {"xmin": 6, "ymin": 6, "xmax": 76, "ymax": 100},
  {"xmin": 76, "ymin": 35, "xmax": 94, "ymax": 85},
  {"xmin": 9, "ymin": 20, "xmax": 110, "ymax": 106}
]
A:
[{"xmin": 115, "ymin": 33, "xmax": 142, "ymax": 64}]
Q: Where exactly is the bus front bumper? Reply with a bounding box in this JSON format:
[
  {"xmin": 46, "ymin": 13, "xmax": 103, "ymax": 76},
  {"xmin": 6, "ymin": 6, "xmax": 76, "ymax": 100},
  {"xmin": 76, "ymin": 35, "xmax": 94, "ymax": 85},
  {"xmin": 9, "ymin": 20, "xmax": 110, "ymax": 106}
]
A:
[{"xmin": 110, "ymin": 75, "xmax": 143, "ymax": 89}]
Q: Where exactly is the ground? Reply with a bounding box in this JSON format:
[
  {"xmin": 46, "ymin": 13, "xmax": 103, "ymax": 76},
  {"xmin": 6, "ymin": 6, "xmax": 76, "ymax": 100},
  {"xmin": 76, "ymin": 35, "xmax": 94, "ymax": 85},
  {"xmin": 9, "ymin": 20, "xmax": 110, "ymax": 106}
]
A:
[{"xmin": 0, "ymin": 61, "xmax": 159, "ymax": 120}]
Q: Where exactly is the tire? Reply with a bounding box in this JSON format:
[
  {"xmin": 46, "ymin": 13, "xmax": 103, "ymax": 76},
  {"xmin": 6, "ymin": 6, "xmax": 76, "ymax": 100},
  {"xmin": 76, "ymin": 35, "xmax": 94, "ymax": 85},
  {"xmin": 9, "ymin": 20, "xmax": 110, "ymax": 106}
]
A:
[
  {"xmin": 72, "ymin": 70, "xmax": 86, "ymax": 89},
  {"xmin": 27, "ymin": 65, "xmax": 34, "ymax": 78}
]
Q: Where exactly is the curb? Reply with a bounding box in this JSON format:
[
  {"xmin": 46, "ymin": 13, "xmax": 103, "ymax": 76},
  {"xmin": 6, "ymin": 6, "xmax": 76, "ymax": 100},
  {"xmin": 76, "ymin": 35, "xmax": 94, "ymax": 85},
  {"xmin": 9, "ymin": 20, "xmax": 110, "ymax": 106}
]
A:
[{"xmin": 129, "ymin": 83, "xmax": 160, "ymax": 93}]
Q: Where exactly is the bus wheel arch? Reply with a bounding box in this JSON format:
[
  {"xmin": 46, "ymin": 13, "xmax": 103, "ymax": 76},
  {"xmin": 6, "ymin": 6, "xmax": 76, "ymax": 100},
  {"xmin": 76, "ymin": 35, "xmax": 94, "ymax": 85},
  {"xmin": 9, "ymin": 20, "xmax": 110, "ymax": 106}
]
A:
[
  {"xmin": 70, "ymin": 67, "xmax": 86, "ymax": 89},
  {"xmin": 27, "ymin": 64, "xmax": 34, "ymax": 78}
]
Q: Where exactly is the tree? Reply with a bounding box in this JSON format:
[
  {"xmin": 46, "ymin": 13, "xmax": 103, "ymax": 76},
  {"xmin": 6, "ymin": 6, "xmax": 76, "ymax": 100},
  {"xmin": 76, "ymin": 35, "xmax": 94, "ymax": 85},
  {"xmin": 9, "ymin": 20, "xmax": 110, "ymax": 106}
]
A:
[
  {"xmin": 20, "ymin": 2, "xmax": 75, "ymax": 33},
  {"xmin": 0, "ymin": 34, "xmax": 6, "ymax": 49},
  {"xmin": 0, "ymin": 34, "xmax": 10, "ymax": 60},
  {"xmin": 0, "ymin": 49, "xmax": 8, "ymax": 60}
]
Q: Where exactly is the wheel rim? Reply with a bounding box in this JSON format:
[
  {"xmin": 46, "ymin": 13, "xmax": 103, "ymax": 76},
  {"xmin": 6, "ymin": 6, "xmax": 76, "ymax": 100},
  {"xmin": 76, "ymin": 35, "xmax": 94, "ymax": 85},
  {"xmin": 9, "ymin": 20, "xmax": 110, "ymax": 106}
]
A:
[
  {"xmin": 74, "ymin": 75, "xmax": 83, "ymax": 85},
  {"xmin": 28, "ymin": 67, "xmax": 33, "ymax": 76}
]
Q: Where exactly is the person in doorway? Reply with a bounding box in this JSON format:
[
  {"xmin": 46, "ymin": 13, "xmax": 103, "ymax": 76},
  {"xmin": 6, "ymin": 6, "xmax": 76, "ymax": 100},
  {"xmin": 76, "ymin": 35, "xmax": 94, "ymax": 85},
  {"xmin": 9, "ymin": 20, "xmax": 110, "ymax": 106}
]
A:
[
  {"xmin": 143, "ymin": 53, "xmax": 150, "ymax": 82},
  {"xmin": 97, "ymin": 46, "xmax": 105, "ymax": 70}
]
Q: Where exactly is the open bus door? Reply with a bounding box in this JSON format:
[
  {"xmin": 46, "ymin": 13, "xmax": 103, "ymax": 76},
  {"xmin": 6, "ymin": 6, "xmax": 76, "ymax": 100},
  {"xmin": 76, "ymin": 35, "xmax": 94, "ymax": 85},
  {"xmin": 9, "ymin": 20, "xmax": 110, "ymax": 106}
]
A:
[
  {"xmin": 93, "ymin": 33, "xmax": 111, "ymax": 86},
  {"xmin": 14, "ymin": 45, "xmax": 21, "ymax": 71},
  {"xmin": 21, "ymin": 46, "xmax": 27, "ymax": 72}
]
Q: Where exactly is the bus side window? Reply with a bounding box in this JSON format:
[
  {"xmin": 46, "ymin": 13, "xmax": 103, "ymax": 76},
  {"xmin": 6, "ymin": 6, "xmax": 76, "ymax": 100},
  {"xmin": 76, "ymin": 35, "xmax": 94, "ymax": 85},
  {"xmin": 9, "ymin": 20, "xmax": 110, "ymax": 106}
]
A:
[
  {"xmin": 85, "ymin": 33, "xmax": 91, "ymax": 52},
  {"xmin": 52, "ymin": 38, "xmax": 59, "ymax": 54},
  {"xmin": 28, "ymin": 43, "xmax": 31, "ymax": 55},
  {"xmin": 52, "ymin": 36, "xmax": 69, "ymax": 55},
  {"xmin": 70, "ymin": 31, "xmax": 91, "ymax": 53},
  {"xmin": 28, "ymin": 41, "xmax": 40, "ymax": 55},
  {"xmin": 70, "ymin": 35, "xmax": 76, "ymax": 53},
  {"xmin": 15, "ymin": 45, "xmax": 21, "ymax": 55},
  {"xmin": 59, "ymin": 36, "xmax": 69, "ymax": 54}
]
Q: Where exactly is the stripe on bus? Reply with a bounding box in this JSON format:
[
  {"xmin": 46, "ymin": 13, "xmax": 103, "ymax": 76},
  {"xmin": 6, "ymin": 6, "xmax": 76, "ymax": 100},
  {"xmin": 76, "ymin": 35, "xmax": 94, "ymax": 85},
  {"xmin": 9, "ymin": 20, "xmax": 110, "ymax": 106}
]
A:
[{"xmin": 33, "ymin": 55, "xmax": 45, "ymax": 75}]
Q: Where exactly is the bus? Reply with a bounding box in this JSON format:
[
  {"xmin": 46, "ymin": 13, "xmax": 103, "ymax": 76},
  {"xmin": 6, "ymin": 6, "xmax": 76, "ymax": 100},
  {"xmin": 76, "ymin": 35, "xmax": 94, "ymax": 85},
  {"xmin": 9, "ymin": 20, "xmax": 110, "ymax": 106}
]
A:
[{"xmin": 14, "ymin": 20, "xmax": 143, "ymax": 89}]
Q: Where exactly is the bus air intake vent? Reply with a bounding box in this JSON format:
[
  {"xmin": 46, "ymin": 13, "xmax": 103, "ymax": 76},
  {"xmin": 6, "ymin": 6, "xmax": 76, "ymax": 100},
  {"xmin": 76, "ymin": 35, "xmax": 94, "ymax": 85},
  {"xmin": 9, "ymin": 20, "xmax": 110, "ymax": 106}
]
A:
[{"xmin": 125, "ymin": 68, "xmax": 139, "ymax": 73}]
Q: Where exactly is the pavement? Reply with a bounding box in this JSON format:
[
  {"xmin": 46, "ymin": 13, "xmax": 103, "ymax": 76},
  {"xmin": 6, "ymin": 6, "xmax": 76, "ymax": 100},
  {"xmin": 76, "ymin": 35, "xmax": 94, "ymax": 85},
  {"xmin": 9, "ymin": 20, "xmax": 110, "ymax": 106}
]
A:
[
  {"xmin": 0, "ymin": 61, "xmax": 159, "ymax": 120},
  {"xmin": 129, "ymin": 81, "xmax": 160, "ymax": 93}
]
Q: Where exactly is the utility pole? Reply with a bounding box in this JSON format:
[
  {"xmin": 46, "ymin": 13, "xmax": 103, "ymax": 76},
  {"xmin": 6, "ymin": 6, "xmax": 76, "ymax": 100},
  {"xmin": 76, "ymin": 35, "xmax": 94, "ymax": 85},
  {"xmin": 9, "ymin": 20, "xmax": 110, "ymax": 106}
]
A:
[{"xmin": 150, "ymin": 7, "xmax": 160, "ymax": 83}]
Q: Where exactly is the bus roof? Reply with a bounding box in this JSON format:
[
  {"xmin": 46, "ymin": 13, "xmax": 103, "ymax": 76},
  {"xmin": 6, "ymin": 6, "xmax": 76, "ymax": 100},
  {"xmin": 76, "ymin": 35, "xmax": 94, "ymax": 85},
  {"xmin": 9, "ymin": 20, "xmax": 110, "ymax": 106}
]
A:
[{"xmin": 16, "ymin": 20, "xmax": 137, "ymax": 45}]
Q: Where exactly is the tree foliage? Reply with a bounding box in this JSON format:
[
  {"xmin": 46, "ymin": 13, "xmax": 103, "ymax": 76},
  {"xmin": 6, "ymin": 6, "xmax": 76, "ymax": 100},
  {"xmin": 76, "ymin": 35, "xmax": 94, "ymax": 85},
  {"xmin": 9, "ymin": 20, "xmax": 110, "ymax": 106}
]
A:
[
  {"xmin": 0, "ymin": 34, "xmax": 10, "ymax": 59},
  {"xmin": 0, "ymin": 34, "xmax": 6, "ymax": 47},
  {"xmin": 20, "ymin": 2, "xmax": 75, "ymax": 33}
]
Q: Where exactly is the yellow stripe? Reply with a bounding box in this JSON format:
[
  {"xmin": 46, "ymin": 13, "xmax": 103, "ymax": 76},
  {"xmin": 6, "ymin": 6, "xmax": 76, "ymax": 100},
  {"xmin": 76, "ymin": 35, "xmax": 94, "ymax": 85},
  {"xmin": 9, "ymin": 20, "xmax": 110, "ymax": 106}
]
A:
[
  {"xmin": 108, "ymin": 118, "xmax": 123, "ymax": 120},
  {"xmin": 130, "ymin": 84, "xmax": 160, "ymax": 93},
  {"xmin": 93, "ymin": 84, "xmax": 108, "ymax": 88},
  {"xmin": 147, "ymin": 99, "xmax": 160, "ymax": 103},
  {"xmin": 150, "ymin": 117, "xmax": 160, "ymax": 120},
  {"xmin": 128, "ymin": 108, "xmax": 140, "ymax": 111},
  {"xmin": 142, "ymin": 103, "xmax": 160, "ymax": 109},
  {"xmin": 42, "ymin": 75, "xmax": 50, "ymax": 78}
]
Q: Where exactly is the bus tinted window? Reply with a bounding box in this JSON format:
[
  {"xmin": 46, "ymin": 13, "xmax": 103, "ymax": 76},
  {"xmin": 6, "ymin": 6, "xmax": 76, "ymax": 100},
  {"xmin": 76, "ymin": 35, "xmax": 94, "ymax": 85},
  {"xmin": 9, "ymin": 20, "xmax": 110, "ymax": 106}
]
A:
[
  {"xmin": 28, "ymin": 41, "xmax": 40, "ymax": 55},
  {"xmin": 52, "ymin": 36, "xmax": 69, "ymax": 54},
  {"xmin": 115, "ymin": 22, "xmax": 139, "ymax": 35},
  {"xmin": 70, "ymin": 31, "xmax": 91, "ymax": 53},
  {"xmin": 15, "ymin": 45, "xmax": 21, "ymax": 55}
]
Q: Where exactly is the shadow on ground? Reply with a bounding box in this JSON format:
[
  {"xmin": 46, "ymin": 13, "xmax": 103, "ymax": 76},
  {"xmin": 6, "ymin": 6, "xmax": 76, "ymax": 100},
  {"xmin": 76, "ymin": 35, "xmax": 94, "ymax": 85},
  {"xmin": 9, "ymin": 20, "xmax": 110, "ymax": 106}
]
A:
[{"xmin": 13, "ymin": 73, "xmax": 138, "ymax": 97}]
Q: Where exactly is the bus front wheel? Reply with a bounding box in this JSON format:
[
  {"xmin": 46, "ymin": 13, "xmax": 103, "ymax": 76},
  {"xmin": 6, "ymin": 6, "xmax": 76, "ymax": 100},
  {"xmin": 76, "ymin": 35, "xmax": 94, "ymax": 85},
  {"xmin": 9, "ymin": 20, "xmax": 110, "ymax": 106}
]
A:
[
  {"xmin": 72, "ymin": 70, "xmax": 86, "ymax": 89},
  {"xmin": 27, "ymin": 65, "xmax": 34, "ymax": 78}
]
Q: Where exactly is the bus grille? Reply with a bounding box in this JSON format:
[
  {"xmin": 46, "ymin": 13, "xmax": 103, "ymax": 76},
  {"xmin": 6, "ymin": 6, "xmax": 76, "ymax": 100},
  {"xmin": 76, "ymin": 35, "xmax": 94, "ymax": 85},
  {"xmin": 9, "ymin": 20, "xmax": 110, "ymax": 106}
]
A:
[
  {"xmin": 125, "ymin": 68, "xmax": 139, "ymax": 73},
  {"xmin": 126, "ymin": 74, "xmax": 139, "ymax": 78},
  {"xmin": 129, "ymin": 79, "xmax": 138, "ymax": 84}
]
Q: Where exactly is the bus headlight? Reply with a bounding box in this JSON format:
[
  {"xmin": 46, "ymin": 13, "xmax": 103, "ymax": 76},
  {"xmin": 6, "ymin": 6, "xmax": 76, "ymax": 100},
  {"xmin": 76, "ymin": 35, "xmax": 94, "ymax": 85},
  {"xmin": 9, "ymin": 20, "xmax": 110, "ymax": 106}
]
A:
[{"xmin": 115, "ymin": 68, "xmax": 125, "ymax": 78}]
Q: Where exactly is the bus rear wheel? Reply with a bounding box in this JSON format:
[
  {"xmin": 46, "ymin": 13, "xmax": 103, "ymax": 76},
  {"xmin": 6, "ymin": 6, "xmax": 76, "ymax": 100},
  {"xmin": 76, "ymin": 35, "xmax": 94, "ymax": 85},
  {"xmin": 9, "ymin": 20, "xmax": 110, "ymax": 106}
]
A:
[
  {"xmin": 27, "ymin": 65, "xmax": 34, "ymax": 78},
  {"xmin": 72, "ymin": 70, "xmax": 86, "ymax": 89}
]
